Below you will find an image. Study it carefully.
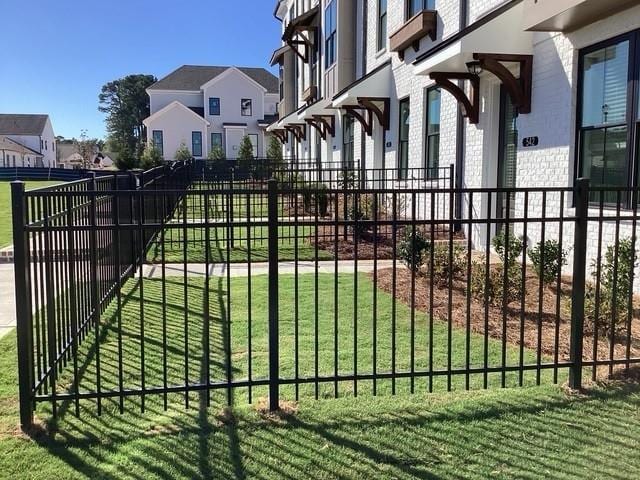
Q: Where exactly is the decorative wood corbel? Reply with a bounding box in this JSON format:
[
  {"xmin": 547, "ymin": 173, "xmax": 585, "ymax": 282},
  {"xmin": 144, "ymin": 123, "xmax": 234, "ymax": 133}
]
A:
[
  {"xmin": 272, "ymin": 129, "xmax": 288, "ymax": 144},
  {"xmin": 305, "ymin": 118, "xmax": 326, "ymax": 140},
  {"xmin": 429, "ymin": 72, "xmax": 480, "ymax": 124},
  {"xmin": 343, "ymin": 106, "xmax": 374, "ymax": 136},
  {"xmin": 312, "ymin": 115, "xmax": 335, "ymax": 137},
  {"xmin": 285, "ymin": 123, "xmax": 307, "ymax": 142},
  {"xmin": 358, "ymin": 97, "xmax": 390, "ymax": 131},
  {"xmin": 473, "ymin": 53, "xmax": 533, "ymax": 114}
]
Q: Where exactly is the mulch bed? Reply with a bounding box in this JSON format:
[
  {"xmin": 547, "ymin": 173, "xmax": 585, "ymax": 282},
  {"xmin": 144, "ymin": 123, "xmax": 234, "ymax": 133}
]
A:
[{"xmin": 373, "ymin": 267, "xmax": 640, "ymax": 378}]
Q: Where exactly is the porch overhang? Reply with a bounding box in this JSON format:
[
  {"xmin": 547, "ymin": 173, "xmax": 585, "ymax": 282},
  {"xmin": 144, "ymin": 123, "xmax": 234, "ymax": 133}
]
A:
[
  {"xmin": 332, "ymin": 61, "xmax": 392, "ymax": 108},
  {"xmin": 297, "ymin": 98, "xmax": 332, "ymax": 120},
  {"xmin": 282, "ymin": 6, "xmax": 319, "ymax": 63},
  {"xmin": 413, "ymin": 1, "xmax": 532, "ymax": 76},
  {"xmin": 270, "ymin": 45, "xmax": 292, "ymax": 66}
]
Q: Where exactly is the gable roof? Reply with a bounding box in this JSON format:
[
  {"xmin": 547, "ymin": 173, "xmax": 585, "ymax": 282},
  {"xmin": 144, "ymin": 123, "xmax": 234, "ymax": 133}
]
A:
[
  {"xmin": 143, "ymin": 101, "xmax": 210, "ymax": 127},
  {"xmin": 0, "ymin": 135, "xmax": 43, "ymax": 156},
  {"xmin": 148, "ymin": 65, "xmax": 279, "ymax": 94},
  {"xmin": 0, "ymin": 114, "xmax": 49, "ymax": 136}
]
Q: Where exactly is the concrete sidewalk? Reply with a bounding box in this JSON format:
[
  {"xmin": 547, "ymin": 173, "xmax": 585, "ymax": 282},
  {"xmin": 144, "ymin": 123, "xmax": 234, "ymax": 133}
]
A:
[{"xmin": 0, "ymin": 264, "xmax": 15, "ymax": 339}]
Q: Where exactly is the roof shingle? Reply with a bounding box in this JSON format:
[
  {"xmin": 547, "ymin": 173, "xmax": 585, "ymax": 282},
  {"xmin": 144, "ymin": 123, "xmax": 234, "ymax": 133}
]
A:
[
  {"xmin": 148, "ymin": 65, "xmax": 279, "ymax": 94},
  {"xmin": 0, "ymin": 114, "xmax": 49, "ymax": 136}
]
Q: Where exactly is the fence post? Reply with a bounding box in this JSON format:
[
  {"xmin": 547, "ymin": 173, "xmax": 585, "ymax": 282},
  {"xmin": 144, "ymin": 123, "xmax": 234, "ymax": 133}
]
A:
[
  {"xmin": 12, "ymin": 181, "xmax": 34, "ymax": 431},
  {"xmin": 267, "ymin": 178, "xmax": 280, "ymax": 411},
  {"xmin": 569, "ymin": 177, "xmax": 589, "ymax": 390}
]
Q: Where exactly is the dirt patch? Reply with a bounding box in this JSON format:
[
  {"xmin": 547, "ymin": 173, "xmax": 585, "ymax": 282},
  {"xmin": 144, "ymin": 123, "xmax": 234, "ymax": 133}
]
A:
[
  {"xmin": 373, "ymin": 267, "xmax": 640, "ymax": 378},
  {"xmin": 255, "ymin": 397, "xmax": 299, "ymax": 422}
]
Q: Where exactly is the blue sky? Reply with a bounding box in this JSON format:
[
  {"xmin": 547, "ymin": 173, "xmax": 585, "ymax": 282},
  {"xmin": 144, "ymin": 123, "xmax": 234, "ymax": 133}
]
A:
[{"xmin": 0, "ymin": 0, "xmax": 281, "ymax": 139}]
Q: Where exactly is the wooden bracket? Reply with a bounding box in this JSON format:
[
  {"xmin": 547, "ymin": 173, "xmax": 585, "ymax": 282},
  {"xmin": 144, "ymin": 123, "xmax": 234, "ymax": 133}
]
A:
[
  {"xmin": 474, "ymin": 53, "xmax": 533, "ymax": 114},
  {"xmin": 312, "ymin": 115, "xmax": 336, "ymax": 137},
  {"xmin": 429, "ymin": 72, "xmax": 480, "ymax": 124},
  {"xmin": 272, "ymin": 129, "xmax": 288, "ymax": 144},
  {"xmin": 284, "ymin": 123, "xmax": 307, "ymax": 142},
  {"xmin": 305, "ymin": 118, "xmax": 327, "ymax": 140},
  {"xmin": 343, "ymin": 97, "xmax": 390, "ymax": 137}
]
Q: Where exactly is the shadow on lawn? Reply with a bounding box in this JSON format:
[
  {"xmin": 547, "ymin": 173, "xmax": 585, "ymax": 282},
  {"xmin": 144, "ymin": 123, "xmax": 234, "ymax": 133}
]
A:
[{"xmin": 26, "ymin": 379, "xmax": 640, "ymax": 479}]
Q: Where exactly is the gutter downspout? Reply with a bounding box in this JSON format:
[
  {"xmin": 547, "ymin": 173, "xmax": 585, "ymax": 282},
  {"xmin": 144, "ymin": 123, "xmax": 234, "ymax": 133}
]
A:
[{"xmin": 360, "ymin": 0, "xmax": 368, "ymax": 188}]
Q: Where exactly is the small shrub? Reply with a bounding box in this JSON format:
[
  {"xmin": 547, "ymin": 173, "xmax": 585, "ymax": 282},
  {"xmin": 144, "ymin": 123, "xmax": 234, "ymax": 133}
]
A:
[
  {"xmin": 208, "ymin": 144, "xmax": 225, "ymax": 161},
  {"xmin": 492, "ymin": 230, "xmax": 523, "ymax": 268},
  {"xmin": 585, "ymin": 238, "xmax": 638, "ymax": 338},
  {"xmin": 140, "ymin": 142, "xmax": 163, "ymax": 170},
  {"xmin": 428, "ymin": 244, "xmax": 467, "ymax": 284},
  {"xmin": 398, "ymin": 227, "xmax": 431, "ymax": 273},
  {"xmin": 316, "ymin": 184, "xmax": 329, "ymax": 216},
  {"xmin": 470, "ymin": 258, "xmax": 523, "ymax": 306},
  {"xmin": 338, "ymin": 169, "xmax": 357, "ymax": 189},
  {"xmin": 528, "ymin": 240, "xmax": 568, "ymax": 284},
  {"xmin": 174, "ymin": 142, "xmax": 192, "ymax": 162},
  {"xmin": 348, "ymin": 199, "xmax": 371, "ymax": 239}
]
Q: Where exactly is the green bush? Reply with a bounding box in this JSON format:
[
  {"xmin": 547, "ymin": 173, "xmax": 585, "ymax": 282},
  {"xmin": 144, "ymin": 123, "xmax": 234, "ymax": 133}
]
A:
[
  {"xmin": 338, "ymin": 169, "xmax": 357, "ymax": 189},
  {"xmin": 301, "ymin": 182, "xmax": 329, "ymax": 215},
  {"xmin": 586, "ymin": 238, "xmax": 638, "ymax": 338},
  {"xmin": 140, "ymin": 142, "xmax": 163, "ymax": 170},
  {"xmin": 174, "ymin": 142, "xmax": 192, "ymax": 162},
  {"xmin": 492, "ymin": 230, "xmax": 523, "ymax": 268},
  {"xmin": 348, "ymin": 199, "xmax": 371, "ymax": 239},
  {"xmin": 208, "ymin": 144, "xmax": 225, "ymax": 161},
  {"xmin": 470, "ymin": 258, "xmax": 523, "ymax": 306},
  {"xmin": 428, "ymin": 244, "xmax": 467, "ymax": 284},
  {"xmin": 398, "ymin": 227, "xmax": 431, "ymax": 273},
  {"xmin": 528, "ymin": 239, "xmax": 568, "ymax": 284}
]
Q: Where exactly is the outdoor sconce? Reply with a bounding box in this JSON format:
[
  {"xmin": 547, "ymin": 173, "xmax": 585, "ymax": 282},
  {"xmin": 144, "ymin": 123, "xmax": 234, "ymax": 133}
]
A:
[{"xmin": 466, "ymin": 61, "xmax": 483, "ymax": 76}]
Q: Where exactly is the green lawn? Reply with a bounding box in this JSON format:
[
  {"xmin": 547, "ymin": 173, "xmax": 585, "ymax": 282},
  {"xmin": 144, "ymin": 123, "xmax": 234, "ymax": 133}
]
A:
[
  {"xmin": 148, "ymin": 225, "xmax": 333, "ymax": 263},
  {"xmin": 0, "ymin": 274, "xmax": 638, "ymax": 478},
  {"xmin": 0, "ymin": 180, "xmax": 65, "ymax": 247}
]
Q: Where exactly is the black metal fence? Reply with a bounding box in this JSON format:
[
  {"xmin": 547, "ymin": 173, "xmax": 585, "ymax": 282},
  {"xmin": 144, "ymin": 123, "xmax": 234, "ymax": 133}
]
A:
[{"xmin": 11, "ymin": 162, "xmax": 640, "ymax": 431}]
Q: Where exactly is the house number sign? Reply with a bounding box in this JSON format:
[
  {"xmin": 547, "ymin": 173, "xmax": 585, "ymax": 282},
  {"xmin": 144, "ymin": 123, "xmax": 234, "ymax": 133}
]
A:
[{"xmin": 522, "ymin": 136, "xmax": 539, "ymax": 147}]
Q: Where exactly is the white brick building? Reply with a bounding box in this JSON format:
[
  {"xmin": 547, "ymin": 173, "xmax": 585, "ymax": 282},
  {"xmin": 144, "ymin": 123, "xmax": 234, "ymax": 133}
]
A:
[{"xmin": 269, "ymin": 0, "xmax": 640, "ymax": 273}]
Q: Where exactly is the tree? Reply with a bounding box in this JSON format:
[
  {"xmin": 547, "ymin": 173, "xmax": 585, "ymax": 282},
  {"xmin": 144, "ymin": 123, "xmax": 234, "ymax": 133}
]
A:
[
  {"xmin": 266, "ymin": 135, "xmax": 283, "ymax": 165},
  {"xmin": 140, "ymin": 141, "xmax": 163, "ymax": 170},
  {"xmin": 208, "ymin": 144, "xmax": 225, "ymax": 161},
  {"xmin": 174, "ymin": 142, "xmax": 193, "ymax": 161},
  {"xmin": 237, "ymin": 135, "xmax": 255, "ymax": 161},
  {"xmin": 74, "ymin": 130, "xmax": 98, "ymax": 169},
  {"xmin": 99, "ymin": 74, "xmax": 157, "ymax": 169}
]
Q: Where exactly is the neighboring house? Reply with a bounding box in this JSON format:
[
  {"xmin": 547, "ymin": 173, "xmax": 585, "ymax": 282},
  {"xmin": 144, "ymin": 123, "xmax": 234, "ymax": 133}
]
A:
[
  {"xmin": 0, "ymin": 135, "xmax": 43, "ymax": 167},
  {"xmin": 57, "ymin": 143, "xmax": 115, "ymax": 170},
  {"xmin": 0, "ymin": 114, "xmax": 56, "ymax": 167},
  {"xmin": 271, "ymin": 0, "xmax": 640, "ymax": 268},
  {"xmin": 143, "ymin": 65, "xmax": 280, "ymax": 160}
]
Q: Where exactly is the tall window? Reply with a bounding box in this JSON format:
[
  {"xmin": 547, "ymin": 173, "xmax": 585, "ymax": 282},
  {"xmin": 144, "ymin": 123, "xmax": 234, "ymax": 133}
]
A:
[
  {"xmin": 578, "ymin": 32, "xmax": 637, "ymax": 204},
  {"xmin": 325, "ymin": 0, "xmax": 337, "ymax": 68},
  {"xmin": 378, "ymin": 0, "xmax": 387, "ymax": 52},
  {"xmin": 211, "ymin": 133, "xmax": 223, "ymax": 149},
  {"xmin": 425, "ymin": 87, "xmax": 441, "ymax": 178},
  {"xmin": 248, "ymin": 134, "xmax": 259, "ymax": 157},
  {"xmin": 398, "ymin": 98, "xmax": 410, "ymax": 180},
  {"xmin": 342, "ymin": 114, "xmax": 355, "ymax": 170},
  {"xmin": 192, "ymin": 131, "xmax": 202, "ymax": 157},
  {"xmin": 209, "ymin": 97, "xmax": 220, "ymax": 116},
  {"xmin": 152, "ymin": 130, "xmax": 164, "ymax": 156},
  {"xmin": 407, "ymin": 0, "xmax": 436, "ymax": 18},
  {"xmin": 241, "ymin": 99, "xmax": 253, "ymax": 116}
]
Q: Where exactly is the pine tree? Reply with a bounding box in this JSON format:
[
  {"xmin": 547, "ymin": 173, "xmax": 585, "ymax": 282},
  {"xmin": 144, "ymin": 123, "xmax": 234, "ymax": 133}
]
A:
[
  {"xmin": 237, "ymin": 135, "xmax": 255, "ymax": 161},
  {"xmin": 174, "ymin": 142, "xmax": 192, "ymax": 161}
]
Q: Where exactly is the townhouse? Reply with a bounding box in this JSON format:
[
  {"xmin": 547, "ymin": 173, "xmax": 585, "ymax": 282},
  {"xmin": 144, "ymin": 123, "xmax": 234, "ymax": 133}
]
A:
[
  {"xmin": 0, "ymin": 114, "xmax": 57, "ymax": 167},
  {"xmin": 269, "ymin": 0, "xmax": 640, "ymax": 263},
  {"xmin": 144, "ymin": 66, "xmax": 280, "ymax": 160}
]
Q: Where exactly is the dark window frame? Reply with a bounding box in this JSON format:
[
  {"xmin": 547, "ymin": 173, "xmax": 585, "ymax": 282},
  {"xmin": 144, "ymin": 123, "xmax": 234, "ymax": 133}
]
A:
[
  {"xmin": 152, "ymin": 130, "xmax": 164, "ymax": 156},
  {"xmin": 241, "ymin": 98, "xmax": 253, "ymax": 117},
  {"xmin": 425, "ymin": 86, "xmax": 441, "ymax": 179},
  {"xmin": 248, "ymin": 133, "xmax": 259, "ymax": 157},
  {"xmin": 209, "ymin": 97, "xmax": 221, "ymax": 116},
  {"xmin": 192, "ymin": 131, "xmax": 203, "ymax": 157},
  {"xmin": 342, "ymin": 114, "xmax": 355, "ymax": 170},
  {"xmin": 378, "ymin": 0, "xmax": 387, "ymax": 52},
  {"xmin": 406, "ymin": 0, "xmax": 436, "ymax": 20},
  {"xmin": 575, "ymin": 30, "xmax": 640, "ymax": 207},
  {"xmin": 398, "ymin": 96, "xmax": 411, "ymax": 180},
  {"xmin": 324, "ymin": 0, "xmax": 337, "ymax": 69},
  {"xmin": 211, "ymin": 132, "xmax": 223, "ymax": 149}
]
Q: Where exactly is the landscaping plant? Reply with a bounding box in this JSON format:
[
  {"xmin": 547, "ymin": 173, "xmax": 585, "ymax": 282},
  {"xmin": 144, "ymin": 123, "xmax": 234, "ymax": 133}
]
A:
[
  {"xmin": 429, "ymin": 244, "xmax": 467, "ymax": 284},
  {"xmin": 492, "ymin": 230, "xmax": 524, "ymax": 268},
  {"xmin": 528, "ymin": 239, "xmax": 568, "ymax": 284},
  {"xmin": 586, "ymin": 237, "xmax": 638, "ymax": 339},
  {"xmin": 174, "ymin": 142, "xmax": 192, "ymax": 162},
  {"xmin": 140, "ymin": 141, "xmax": 163, "ymax": 169},
  {"xmin": 208, "ymin": 144, "xmax": 225, "ymax": 161},
  {"xmin": 470, "ymin": 258, "xmax": 523, "ymax": 306},
  {"xmin": 398, "ymin": 227, "xmax": 431, "ymax": 273}
]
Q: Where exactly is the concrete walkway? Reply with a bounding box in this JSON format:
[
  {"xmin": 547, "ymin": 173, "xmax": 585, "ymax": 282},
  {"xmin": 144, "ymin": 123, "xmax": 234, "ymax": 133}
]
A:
[{"xmin": 0, "ymin": 264, "xmax": 15, "ymax": 339}]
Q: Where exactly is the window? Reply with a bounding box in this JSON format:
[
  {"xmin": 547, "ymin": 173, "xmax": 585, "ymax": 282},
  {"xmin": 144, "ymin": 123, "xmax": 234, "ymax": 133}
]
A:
[
  {"xmin": 192, "ymin": 131, "xmax": 202, "ymax": 157},
  {"xmin": 248, "ymin": 134, "xmax": 259, "ymax": 157},
  {"xmin": 407, "ymin": 0, "xmax": 436, "ymax": 18},
  {"xmin": 378, "ymin": 0, "xmax": 387, "ymax": 52},
  {"xmin": 209, "ymin": 97, "xmax": 220, "ymax": 116},
  {"xmin": 425, "ymin": 87, "xmax": 441, "ymax": 178},
  {"xmin": 577, "ymin": 32, "xmax": 636, "ymax": 204},
  {"xmin": 398, "ymin": 98, "xmax": 410, "ymax": 180},
  {"xmin": 325, "ymin": 0, "xmax": 337, "ymax": 68},
  {"xmin": 211, "ymin": 132, "xmax": 223, "ymax": 148},
  {"xmin": 152, "ymin": 130, "xmax": 164, "ymax": 156},
  {"xmin": 45, "ymin": 140, "xmax": 48, "ymax": 151},
  {"xmin": 342, "ymin": 114, "xmax": 355, "ymax": 170},
  {"xmin": 241, "ymin": 99, "xmax": 252, "ymax": 117}
]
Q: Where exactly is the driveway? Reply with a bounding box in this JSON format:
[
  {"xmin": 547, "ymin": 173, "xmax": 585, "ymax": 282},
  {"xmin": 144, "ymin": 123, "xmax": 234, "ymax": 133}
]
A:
[{"xmin": 0, "ymin": 264, "xmax": 14, "ymax": 338}]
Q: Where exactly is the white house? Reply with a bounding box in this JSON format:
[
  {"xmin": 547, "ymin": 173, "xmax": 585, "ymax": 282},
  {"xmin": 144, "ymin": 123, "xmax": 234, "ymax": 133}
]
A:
[
  {"xmin": 143, "ymin": 65, "xmax": 280, "ymax": 160},
  {"xmin": 56, "ymin": 143, "xmax": 115, "ymax": 170},
  {"xmin": 0, "ymin": 114, "xmax": 56, "ymax": 167},
  {"xmin": 270, "ymin": 0, "xmax": 640, "ymax": 271}
]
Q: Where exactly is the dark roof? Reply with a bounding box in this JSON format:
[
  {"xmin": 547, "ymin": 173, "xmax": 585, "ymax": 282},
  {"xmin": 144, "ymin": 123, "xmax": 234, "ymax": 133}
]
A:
[
  {"xmin": 259, "ymin": 114, "xmax": 279, "ymax": 125},
  {"xmin": 188, "ymin": 107, "xmax": 205, "ymax": 118},
  {"xmin": 148, "ymin": 65, "xmax": 279, "ymax": 94},
  {"xmin": 0, "ymin": 114, "xmax": 49, "ymax": 135}
]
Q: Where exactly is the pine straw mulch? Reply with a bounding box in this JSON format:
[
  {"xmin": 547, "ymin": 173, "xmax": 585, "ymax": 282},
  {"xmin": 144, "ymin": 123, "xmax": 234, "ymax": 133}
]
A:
[{"xmin": 373, "ymin": 267, "xmax": 640, "ymax": 377}]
